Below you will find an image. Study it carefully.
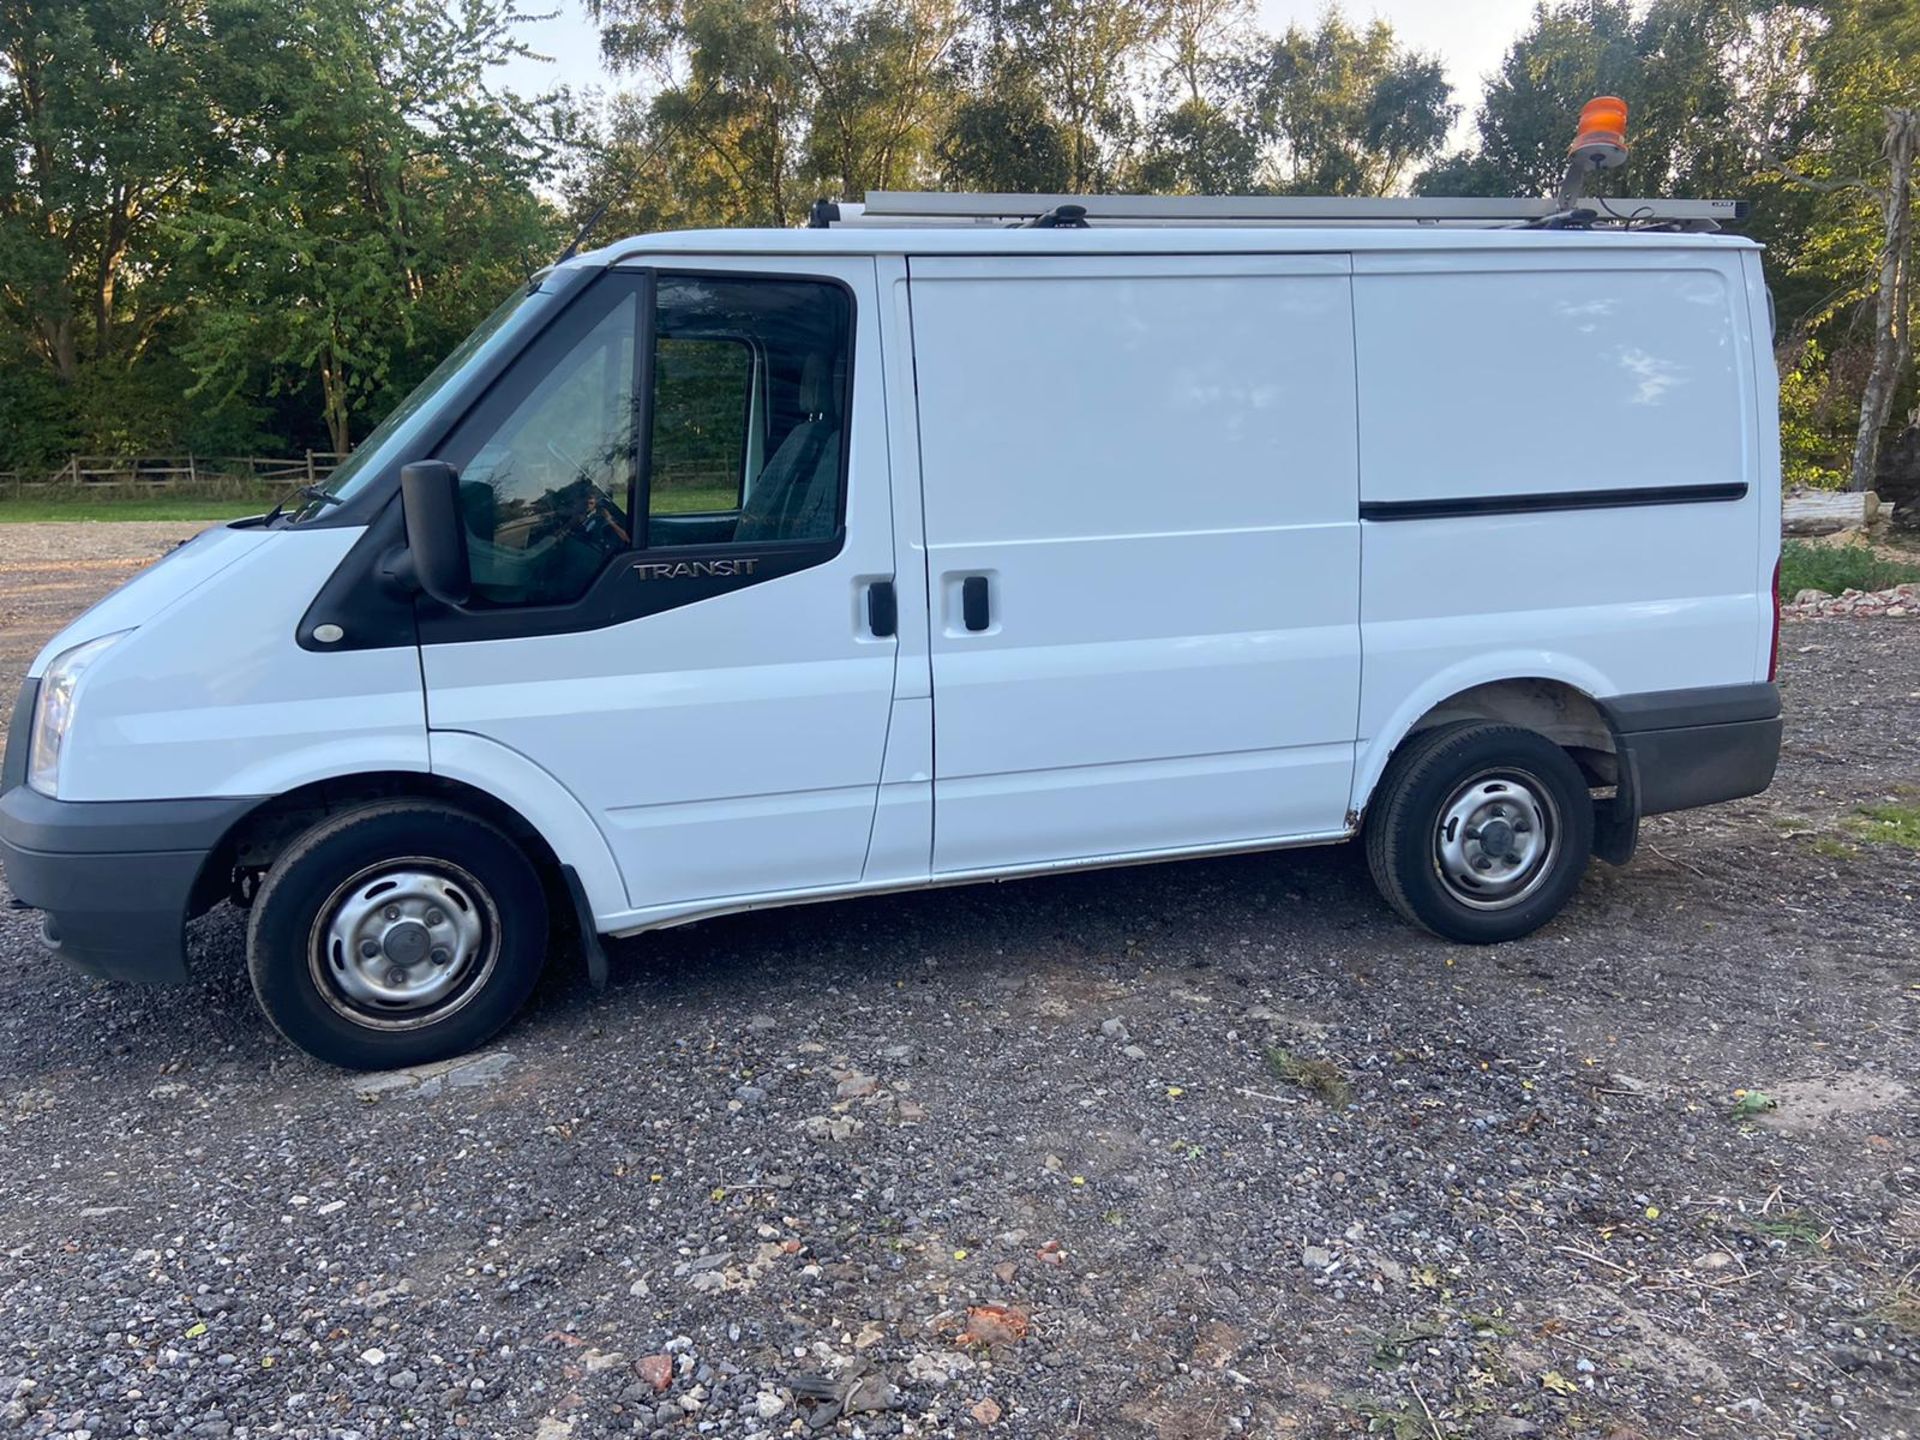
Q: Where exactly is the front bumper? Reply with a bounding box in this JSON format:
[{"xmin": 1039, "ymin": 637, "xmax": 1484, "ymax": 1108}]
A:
[
  {"xmin": 1604, "ymin": 682, "xmax": 1782, "ymax": 817},
  {"xmin": 0, "ymin": 782, "xmax": 258, "ymax": 985}
]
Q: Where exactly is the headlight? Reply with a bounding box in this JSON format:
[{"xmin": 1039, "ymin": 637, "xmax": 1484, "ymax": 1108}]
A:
[{"xmin": 29, "ymin": 632, "xmax": 129, "ymax": 797}]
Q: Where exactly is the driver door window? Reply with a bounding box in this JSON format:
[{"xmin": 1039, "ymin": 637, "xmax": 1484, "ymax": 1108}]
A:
[
  {"xmin": 440, "ymin": 271, "xmax": 852, "ymax": 611},
  {"xmin": 449, "ymin": 288, "xmax": 641, "ymax": 607}
]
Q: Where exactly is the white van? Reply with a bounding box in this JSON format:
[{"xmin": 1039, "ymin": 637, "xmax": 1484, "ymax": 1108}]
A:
[{"xmin": 0, "ymin": 192, "xmax": 1783, "ymax": 1069}]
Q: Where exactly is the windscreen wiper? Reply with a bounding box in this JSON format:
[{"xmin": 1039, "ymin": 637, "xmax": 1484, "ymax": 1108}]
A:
[{"xmin": 263, "ymin": 484, "xmax": 344, "ymax": 527}]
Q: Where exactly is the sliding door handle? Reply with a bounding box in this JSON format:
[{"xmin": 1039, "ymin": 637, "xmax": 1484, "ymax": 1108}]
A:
[
  {"xmin": 962, "ymin": 575, "xmax": 990, "ymax": 632},
  {"xmin": 867, "ymin": 580, "xmax": 897, "ymax": 638}
]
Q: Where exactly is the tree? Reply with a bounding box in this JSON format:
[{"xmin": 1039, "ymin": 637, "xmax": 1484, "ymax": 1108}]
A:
[
  {"xmin": 1154, "ymin": 0, "xmax": 1253, "ymax": 107},
  {"xmin": 1254, "ymin": 11, "xmax": 1455, "ymax": 196},
  {"xmin": 182, "ymin": 0, "xmax": 563, "ymax": 453},
  {"xmin": 1760, "ymin": 0, "xmax": 1920, "ymax": 490},
  {"xmin": 593, "ymin": 0, "xmax": 813, "ymax": 226},
  {"xmin": 936, "ymin": 65, "xmax": 1075, "ymax": 191},
  {"xmin": 1132, "ymin": 0, "xmax": 1262, "ymax": 194},
  {"xmin": 801, "ymin": 0, "xmax": 963, "ymax": 199},
  {"xmin": 1134, "ymin": 95, "xmax": 1261, "ymax": 193},
  {"xmin": 978, "ymin": 0, "xmax": 1163, "ymax": 191},
  {"xmin": 1445, "ymin": 0, "xmax": 1641, "ymax": 196},
  {"xmin": 0, "ymin": 0, "xmax": 219, "ymax": 386},
  {"xmin": 588, "ymin": 0, "xmax": 959, "ymax": 222}
]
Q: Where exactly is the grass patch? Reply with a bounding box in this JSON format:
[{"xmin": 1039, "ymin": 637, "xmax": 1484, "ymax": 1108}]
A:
[
  {"xmin": 0, "ymin": 494, "xmax": 268, "ymax": 523},
  {"xmin": 1846, "ymin": 802, "xmax": 1920, "ymax": 850},
  {"xmin": 1778, "ymin": 539, "xmax": 1920, "ymax": 598},
  {"xmin": 1736, "ymin": 1208, "xmax": 1829, "ymax": 1248},
  {"xmin": 1266, "ymin": 1046, "xmax": 1351, "ymax": 1107},
  {"xmin": 1878, "ymin": 1284, "xmax": 1920, "ymax": 1336}
]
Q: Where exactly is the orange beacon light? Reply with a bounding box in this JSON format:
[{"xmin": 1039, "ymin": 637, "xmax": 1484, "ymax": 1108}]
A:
[{"xmin": 1569, "ymin": 96, "xmax": 1630, "ymax": 169}]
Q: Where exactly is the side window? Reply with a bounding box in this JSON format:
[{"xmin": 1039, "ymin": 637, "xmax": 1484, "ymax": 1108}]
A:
[
  {"xmin": 650, "ymin": 338, "xmax": 752, "ymax": 516},
  {"xmin": 645, "ymin": 275, "xmax": 851, "ymax": 549},
  {"xmin": 448, "ymin": 287, "xmax": 641, "ymax": 608}
]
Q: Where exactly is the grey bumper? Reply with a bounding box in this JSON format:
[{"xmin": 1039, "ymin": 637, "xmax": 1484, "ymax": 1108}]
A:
[
  {"xmin": 1603, "ymin": 682, "xmax": 1782, "ymax": 817},
  {"xmin": 0, "ymin": 780, "xmax": 258, "ymax": 985}
]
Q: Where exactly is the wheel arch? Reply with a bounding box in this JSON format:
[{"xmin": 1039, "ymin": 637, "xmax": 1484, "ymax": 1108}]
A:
[
  {"xmin": 1354, "ymin": 670, "xmax": 1621, "ymax": 821},
  {"xmin": 189, "ymin": 765, "xmax": 623, "ymax": 926}
]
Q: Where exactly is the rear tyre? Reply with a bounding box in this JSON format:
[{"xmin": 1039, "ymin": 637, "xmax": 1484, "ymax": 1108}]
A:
[
  {"xmin": 247, "ymin": 801, "xmax": 549, "ymax": 1069},
  {"xmin": 1364, "ymin": 722, "xmax": 1593, "ymax": 944}
]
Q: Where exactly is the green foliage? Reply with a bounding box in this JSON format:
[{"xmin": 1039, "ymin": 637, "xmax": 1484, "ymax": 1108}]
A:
[
  {"xmin": 3, "ymin": 0, "xmax": 1913, "ymax": 488},
  {"xmin": 1848, "ymin": 801, "xmax": 1920, "ymax": 850},
  {"xmin": 1778, "ymin": 344, "xmax": 1853, "ymax": 490},
  {"xmin": 1729, "ymin": 1089, "xmax": 1776, "ymax": 1119},
  {"xmin": 0, "ymin": 495, "xmax": 269, "ymax": 524},
  {"xmin": 1265, "ymin": 1046, "xmax": 1352, "ymax": 1106},
  {"xmin": 0, "ymin": 0, "xmax": 568, "ymax": 469},
  {"xmin": 1256, "ymin": 12, "xmax": 1455, "ymax": 196},
  {"xmin": 1777, "ymin": 540, "xmax": 1920, "ymax": 597},
  {"xmin": 939, "ymin": 77, "xmax": 1077, "ymax": 192}
]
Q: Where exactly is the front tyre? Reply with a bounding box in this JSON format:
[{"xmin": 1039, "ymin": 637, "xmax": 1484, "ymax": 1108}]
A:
[
  {"xmin": 247, "ymin": 801, "xmax": 549, "ymax": 1069},
  {"xmin": 1364, "ymin": 723, "xmax": 1594, "ymax": 944}
]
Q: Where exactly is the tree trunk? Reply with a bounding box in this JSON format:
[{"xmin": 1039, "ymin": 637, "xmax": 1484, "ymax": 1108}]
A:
[
  {"xmin": 319, "ymin": 347, "xmax": 351, "ymax": 456},
  {"xmin": 1849, "ymin": 108, "xmax": 1919, "ymax": 492}
]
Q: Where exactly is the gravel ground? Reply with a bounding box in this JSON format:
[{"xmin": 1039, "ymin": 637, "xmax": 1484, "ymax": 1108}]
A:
[{"xmin": 0, "ymin": 523, "xmax": 1915, "ymax": 1440}]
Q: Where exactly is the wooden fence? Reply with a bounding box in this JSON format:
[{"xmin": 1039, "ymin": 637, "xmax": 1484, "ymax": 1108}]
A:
[{"xmin": 0, "ymin": 453, "xmax": 346, "ymax": 495}]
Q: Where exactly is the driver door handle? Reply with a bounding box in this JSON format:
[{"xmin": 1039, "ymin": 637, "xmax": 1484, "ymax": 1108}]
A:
[
  {"xmin": 962, "ymin": 575, "xmax": 990, "ymax": 632},
  {"xmin": 867, "ymin": 580, "xmax": 897, "ymax": 638}
]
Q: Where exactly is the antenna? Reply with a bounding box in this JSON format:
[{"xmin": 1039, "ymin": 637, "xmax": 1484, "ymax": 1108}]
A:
[{"xmin": 552, "ymin": 76, "xmax": 724, "ymax": 267}]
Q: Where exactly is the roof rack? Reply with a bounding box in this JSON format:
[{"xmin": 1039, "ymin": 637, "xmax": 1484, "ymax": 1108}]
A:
[{"xmin": 808, "ymin": 191, "xmax": 1747, "ymax": 233}]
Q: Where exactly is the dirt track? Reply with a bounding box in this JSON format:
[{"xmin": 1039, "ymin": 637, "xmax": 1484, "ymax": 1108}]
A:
[{"xmin": 0, "ymin": 521, "xmax": 1915, "ymax": 1439}]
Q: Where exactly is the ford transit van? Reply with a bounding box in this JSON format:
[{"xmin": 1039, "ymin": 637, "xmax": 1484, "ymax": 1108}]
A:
[{"xmin": 0, "ymin": 191, "xmax": 1783, "ymax": 1068}]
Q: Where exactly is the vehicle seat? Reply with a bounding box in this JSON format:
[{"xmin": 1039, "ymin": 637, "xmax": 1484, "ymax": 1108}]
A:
[{"xmin": 734, "ymin": 352, "xmax": 841, "ymax": 542}]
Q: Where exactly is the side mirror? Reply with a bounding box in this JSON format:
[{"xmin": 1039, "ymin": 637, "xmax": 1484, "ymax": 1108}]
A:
[{"xmin": 398, "ymin": 461, "xmax": 472, "ymax": 607}]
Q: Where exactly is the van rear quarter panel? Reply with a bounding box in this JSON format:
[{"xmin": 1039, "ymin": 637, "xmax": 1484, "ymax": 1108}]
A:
[{"xmin": 1351, "ymin": 248, "xmax": 1770, "ymax": 810}]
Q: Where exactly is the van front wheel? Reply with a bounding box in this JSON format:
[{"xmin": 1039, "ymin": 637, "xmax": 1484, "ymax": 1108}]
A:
[
  {"xmin": 247, "ymin": 801, "xmax": 549, "ymax": 1069},
  {"xmin": 1364, "ymin": 723, "xmax": 1593, "ymax": 944}
]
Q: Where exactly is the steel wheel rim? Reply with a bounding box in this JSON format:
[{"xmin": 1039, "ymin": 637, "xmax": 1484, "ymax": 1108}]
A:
[
  {"xmin": 308, "ymin": 858, "xmax": 500, "ymax": 1031},
  {"xmin": 1432, "ymin": 769, "xmax": 1560, "ymax": 911}
]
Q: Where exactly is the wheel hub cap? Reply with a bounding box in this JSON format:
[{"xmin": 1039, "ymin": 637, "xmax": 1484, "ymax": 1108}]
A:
[
  {"xmin": 315, "ymin": 864, "xmax": 493, "ymax": 1024},
  {"xmin": 1434, "ymin": 773, "xmax": 1559, "ymax": 910},
  {"xmin": 382, "ymin": 919, "xmax": 433, "ymax": 966}
]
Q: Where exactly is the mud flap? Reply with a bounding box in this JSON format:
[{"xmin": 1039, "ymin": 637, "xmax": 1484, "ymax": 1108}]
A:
[
  {"xmin": 1591, "ymin": 753, "xmax": 1641, "ymax": 867},
  {"xmin": 560, "ymin": 864, "xmax": 608, "ymax": 992}
]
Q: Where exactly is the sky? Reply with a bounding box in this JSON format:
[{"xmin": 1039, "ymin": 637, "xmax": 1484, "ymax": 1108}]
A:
[{"xmin": 495, "ymin": 0, "xmax": 1544, "ymax": 139}]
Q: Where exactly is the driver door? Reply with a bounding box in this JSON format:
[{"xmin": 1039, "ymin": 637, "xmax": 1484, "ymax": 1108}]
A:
[{"xmin": 418, "ymin": 259, "xmax": 898, "ymax": 915}]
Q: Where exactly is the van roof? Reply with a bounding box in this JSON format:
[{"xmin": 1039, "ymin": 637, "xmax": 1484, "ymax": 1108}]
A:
[{"xmin": 578, "ymin": 224, "xmax": 1758, "ymax": 270}]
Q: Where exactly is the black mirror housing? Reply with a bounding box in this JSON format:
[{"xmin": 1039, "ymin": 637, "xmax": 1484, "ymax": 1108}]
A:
[{"xmin": 398, "ymin": 461, "xmax": 472, "ymax": 607}]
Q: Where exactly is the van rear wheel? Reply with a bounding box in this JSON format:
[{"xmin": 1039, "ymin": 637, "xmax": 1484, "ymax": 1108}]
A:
[
  {"xmin": 246, "ymin": 801, "xmax": 549, "ymax": 1069},
  {"xmin": 1364, "ymin": 722, "xmax": 1593, "ymax": 944}
]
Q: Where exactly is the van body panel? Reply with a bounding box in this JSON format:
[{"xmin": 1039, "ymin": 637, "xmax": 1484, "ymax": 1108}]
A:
[
  {"xmin": 1350, "ymin": 250, "xmax": 1769, "ymax": 812},
  {"xmin": 427, "ymin": 729, "xmax": 627, "ymax": 919},
  {"xmin": 907, "ymin": 253, "xmax": 1362, "ymax": 870},
  {"xmin": 1739, "ymin": 249, "xmax": 1786, "ymax": 681},
  {"xmin": 28, "ymin": 523, "xmax": 275, "ymax": 677},
  {"xmin": 859, "ymin": 257, "xmax": 935, "ymax": 885},
  {"xmin": 418, "ymin": 254, "xmax": 899, "ymax": 912},
  {"xmin": 52, "ymin": 528, "xmax": 430, "ymax": 802}
]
